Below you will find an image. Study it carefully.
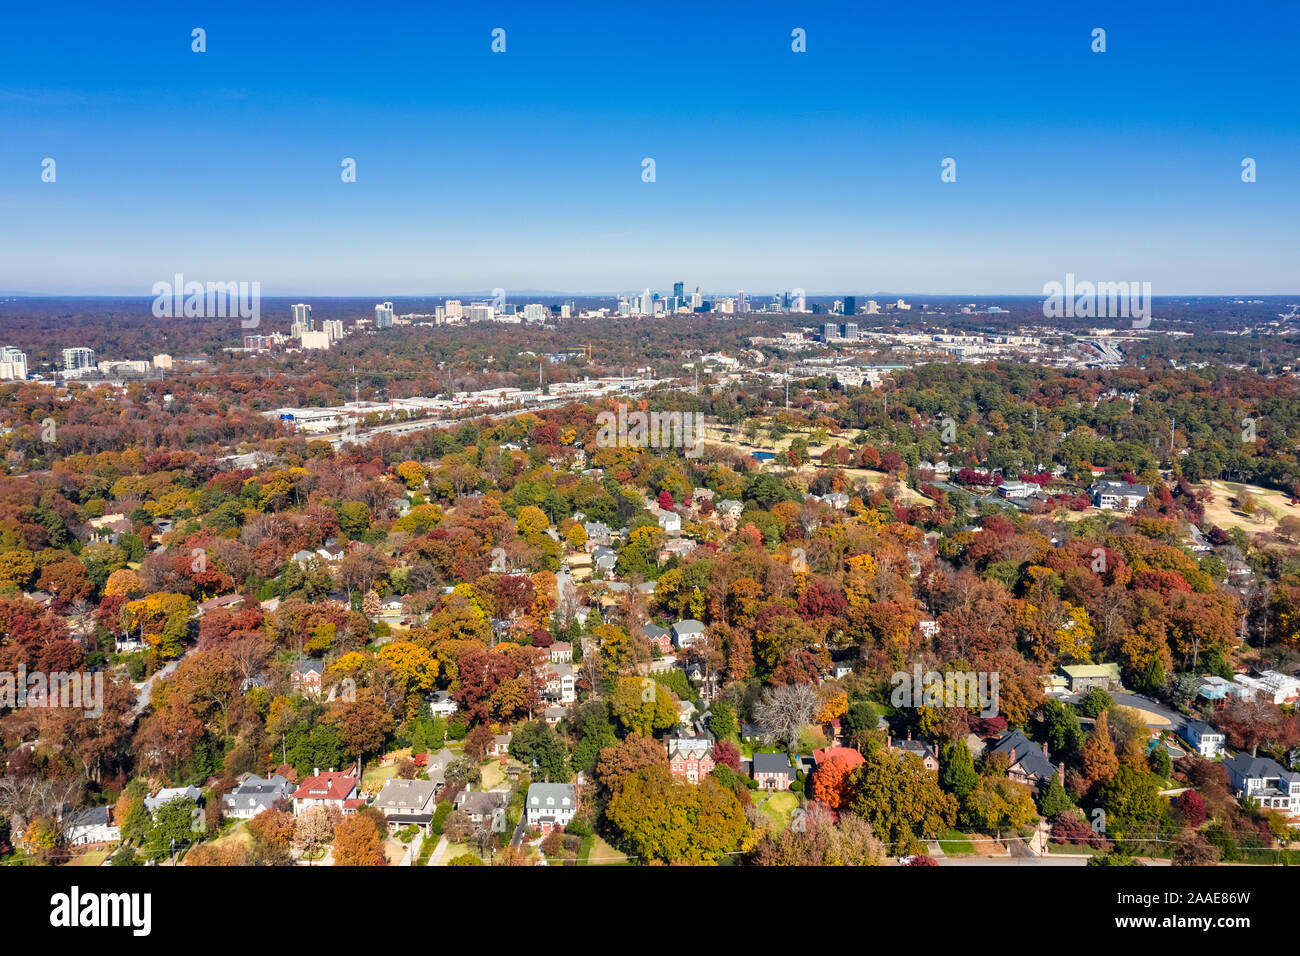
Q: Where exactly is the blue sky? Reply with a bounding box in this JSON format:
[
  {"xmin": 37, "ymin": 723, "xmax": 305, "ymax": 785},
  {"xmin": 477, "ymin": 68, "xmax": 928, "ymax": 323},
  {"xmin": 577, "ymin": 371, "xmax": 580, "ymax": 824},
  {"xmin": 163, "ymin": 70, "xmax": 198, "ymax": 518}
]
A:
[{"xmin": 1, "ymin": 0, "xmax": 1297, "ymax": 295}]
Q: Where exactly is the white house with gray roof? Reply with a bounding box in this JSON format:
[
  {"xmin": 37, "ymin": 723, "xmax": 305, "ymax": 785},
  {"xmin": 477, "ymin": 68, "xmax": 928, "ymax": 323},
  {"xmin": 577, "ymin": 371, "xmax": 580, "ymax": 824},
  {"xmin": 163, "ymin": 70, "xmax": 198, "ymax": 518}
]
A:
[{"xmin": 526, "ymin": 782, "xmax": 578, "ymax": 833}]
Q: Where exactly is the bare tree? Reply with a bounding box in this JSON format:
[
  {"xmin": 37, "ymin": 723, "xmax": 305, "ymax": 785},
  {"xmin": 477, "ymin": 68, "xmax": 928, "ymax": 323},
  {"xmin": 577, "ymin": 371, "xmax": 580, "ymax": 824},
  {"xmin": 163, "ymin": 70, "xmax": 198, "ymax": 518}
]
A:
[{"xmin": 754, "ymin": 682, "xmax": 817, "ymax": 747}]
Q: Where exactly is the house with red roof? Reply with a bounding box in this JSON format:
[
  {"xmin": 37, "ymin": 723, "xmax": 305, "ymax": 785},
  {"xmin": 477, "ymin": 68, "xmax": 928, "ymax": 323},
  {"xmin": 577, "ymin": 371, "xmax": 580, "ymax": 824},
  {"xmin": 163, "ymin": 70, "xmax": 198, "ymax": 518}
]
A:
[{"xmin": 291, "ymin": 768, "xmax": 361, "ymax": 816}]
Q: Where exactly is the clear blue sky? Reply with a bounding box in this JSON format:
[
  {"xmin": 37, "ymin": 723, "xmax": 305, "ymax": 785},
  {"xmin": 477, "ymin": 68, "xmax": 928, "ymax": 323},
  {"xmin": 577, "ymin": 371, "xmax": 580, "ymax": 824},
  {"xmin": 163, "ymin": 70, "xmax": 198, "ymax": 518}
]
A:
[{"xmin": 1, "ymin": 0, "xmax": 1297, "ymax": 295}]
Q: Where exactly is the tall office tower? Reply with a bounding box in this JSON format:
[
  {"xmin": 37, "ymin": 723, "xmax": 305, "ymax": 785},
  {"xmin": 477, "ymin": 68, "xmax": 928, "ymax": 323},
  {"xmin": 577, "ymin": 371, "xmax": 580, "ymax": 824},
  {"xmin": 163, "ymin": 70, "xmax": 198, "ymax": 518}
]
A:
[
  {"xmin": 864, "ymin": 299, "xmax": 880, "ymax": 314},
  {"xmin": 322, "ymin": 319, "xmax": 345, "ymax": 342},
  {"xmin": 690, "ymin": 287, "xmax": 702, "ymax": 310},
  {"xmin": 62, "ymin": 347, "xmax": 96, "ymax": 370},
  {"xmin": 444, "ymin": 299, "xmax": 463, "ymax": 321},
  {"xmin": 434, "ymin": 306, "xmax": 446, "ymax": 324},
  {"xmin": 617, "ymin": 296, "xmax": 631, "ymax": 316},
  {"xmin": 843, "ymin": 295, "xmax": 857, "ymax": 317},
  {"xmin": 291, "ymin": 303, "xmax": 313, "ymax": 330},
  {"xmin": 468, "ymin": 303, "xmax": 494, "ymax": 322},
  {"xmin": 374, "ymin": 301, "xmax": 394, "ymax": 328},
  {"xmin": 673, "ymin": 281, "xmax": 684, "ymax": 301},
  {"xmin": 736, "ymin": 290, "xmax": 748, "ymax": 313},
  {"xmin": 642, "ymin": 288, "xmax": 652, "ymax": 315},
  {"xmin": 0, "ymin": 346, "xmax": 28, "ymax": 380},
  {"xmin": 523, "ymin": 303, "xmax": 546, "ymax": 322},
  {"xmin": 560, "ymin": 304, "xmax": 571, "ymax": 319},
  {"xmin": 822, "ymin": 323, "xmax": 838, "ymax": 341},
  {"xmin": 843, "ymin": 322, "xmax": 858, "ymax": 340}
]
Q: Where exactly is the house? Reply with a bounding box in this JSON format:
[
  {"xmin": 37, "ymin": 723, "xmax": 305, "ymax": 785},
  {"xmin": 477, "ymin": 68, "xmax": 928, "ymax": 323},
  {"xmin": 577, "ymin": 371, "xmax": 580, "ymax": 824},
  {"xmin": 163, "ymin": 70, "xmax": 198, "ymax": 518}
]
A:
[
  {"xmin": 887, "ymin": 734, "xmax": 939, "ymax": 772},
  {"xmin": 740, "ymin": 723, "xmax": 766, "ymax": 743},
  {"xmin": 63, "ymin": 806, "xmax": 120, "ymax": 845},
  {"xmin": 988, "ymin": 730, "xmax": 1059, "ymax": 789},
  {"xmin": 1089, "ymin": 481, "xmax": 1150, "ymax": 510},
  {"xmin": 487, "ymin": 733, "xmax": 512, "ymax": 758},
  {"xmin": 525, "ymin": 782, "xmax": 578, "ymax": 833},
  {"xmin": 1179, "ymin": 721, "xmax": 1226, "ymax": 759},
  {"xmin": 290, "ymin": 659, "xmax": 325, "ymax": 696},
  {"xmin": 144, "ymin": 785, "xmax": 203, "ymax": 815},
  {"xmin": 582, "ymin": 521, "xmax": 612, "ymax": 545},
  {"xmin": 591, "ymin": 546, "xmax": 617, "ymax": 574},
  {"xmin": 429, "ymin": 690, "xmax": 459, "ymax": 718},
  {"xmin": 456, "ymin": 789, "xmax": 510, "ymax": 827},
  {"xmin": 658, "ymin": 537, "xmax": 697, "ymax": 562},
  {"xmin": 373, "ymin": 778, "xmax": 439, "ymax": 833},
  {"xmin": 290, "ymin": 549, "xmax": 315, "ymax": 566},
  {"xmin": 543, "ymin": 705, "xmax": 568, "ymax": 727},
  {"xmin": 667, "ymin": 735, "xmax": 716, "ymax": 783},
  {"xmin": 822, "ymin": 492, "xmax": 850, "ymax": 510},
  {"xmin": 543, "ymin": 661, "xmax": 576, "ymax": 705},
  {"xmin": 715, "ymin": 499, "xmax": 744, "ymax": 520},
  {"xmin": 1232, "ymin": 670, "xmax": 1300, "ymax": 705},
  {"xmin": 1061, "ymin": 662, "xmax": 1121, "ymax": 693},
  {"xmin": 291, "ymin": 769, "xmax": 361, "ymax": 816},
  {"xmin": 649, "ymin": 505, "xmax": 681, "ymax": 534},
  {"xmin": 917, "ymin": 619, "xmax": 940, "ymax": 640},
  {"xmin": 549, "ymin": 642, "xmax": 573, "ymax": 664},
  {"xmin": 997, "ymin": 481, "xmax": 1036, "ymax": 499},
  {"xmin": 222, "ymin": 773, "xmax": 294, "ymax": 819},
  {"xmin": 1195, "ymin": 675, "xmax": 1253, "ymax": 702},
  {"xmin": 752, "ymin": 752, "xmax": 797, "ymax": 790},
  {"xmin": 672, "ymin": 619, "xmax": 706, "ymax": 650},
  {"xmin": 196, "ymin": 593, "xmax": 244, "ymax": 616},
  {"xmin": 1223, "ymin": 754, "xmax": 1300, "ymax": 820},
  {"xmin": 643, "ymin": 624, "xmax": 673, "ymax": 655}
]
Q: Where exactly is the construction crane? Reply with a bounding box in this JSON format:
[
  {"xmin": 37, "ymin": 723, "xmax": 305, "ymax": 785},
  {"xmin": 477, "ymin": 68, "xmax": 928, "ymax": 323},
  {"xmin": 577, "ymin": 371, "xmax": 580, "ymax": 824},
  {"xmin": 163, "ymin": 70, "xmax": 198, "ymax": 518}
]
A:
[{"xmin": 568, "ymin": 343, "xmax": 593, "ymax": 361}]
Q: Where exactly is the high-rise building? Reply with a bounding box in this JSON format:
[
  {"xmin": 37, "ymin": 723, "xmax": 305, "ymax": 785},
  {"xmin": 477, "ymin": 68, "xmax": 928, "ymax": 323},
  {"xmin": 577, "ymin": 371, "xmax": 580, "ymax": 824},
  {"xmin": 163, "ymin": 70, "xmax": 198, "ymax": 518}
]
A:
[
  {"xmin": 244, "ymin": 334, "xmax": 273, "ymax": 352},
  {"xmin": 523, "ymin": 303, "xmax": 546, "ymax": 323},
  {"xmin": 445, "ymin": 300, "xmax": 463, "ymax": 321},
  {"xmin": 468, "ymin": 303, "xmax": 494, "ymax": 322},
  {"xmin": 822, "ymin": 323, "xmax": 838, "ymax": 341},
  {"xmin": 673, "ymin": 281, "xmax": 684, "ymax": 301},
  {"xmin": 737, "ymin": 290, "xmax": 748, "ymax": 313},
  {"xmin": 0, "ymin": 346, "xmax": 28, "ymax": 380},
  {"xmin": 62, "ymin": 347, "xmax": 95, "ymax": 371},
  {"xmin": 864, "ymin": 299, "xmax": 880, "ymax": 314},
  {"xmin": 374, "ymin": 301, "xmax": 394, "ymax": 329},
  {"xmin": 690, "ymin": 287, "xmax": 702, "ymax": 310},
  {"xmin": 322, "ymin": 320, "xmax": 345, "ymax": 342},
  {"xmin": 843, "ymin": 296, "xmax": 857, "ymax": 317},
  {"xmin": 291, "ymin": 303, "xmax": 313, "ymax": 330},
  {"xmin": 842, "ymin": 322, "xmax": 858, "ymax": 340},
  {"xmin": 300, "ymin": 330, "xmax": 331, "ymax": 350}
]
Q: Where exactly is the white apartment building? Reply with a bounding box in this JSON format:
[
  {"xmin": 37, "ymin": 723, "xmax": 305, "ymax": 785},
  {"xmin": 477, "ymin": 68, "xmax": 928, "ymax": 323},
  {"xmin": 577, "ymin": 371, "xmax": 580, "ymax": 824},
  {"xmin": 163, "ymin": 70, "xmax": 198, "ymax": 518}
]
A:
[
  {"xmin": 62, "ymin": 347, "xmax": 95, "ymax": 371},
  {"xmin": 374, "ymin": 301, "xmax": 394, "ymax": 329},
  {"xmin": 290, "ymin": 303, "xmax": 313, "ymax": 329},
  {"xmin": 0, "ymin": 346, "xmax": 28, "ymax": 380}
]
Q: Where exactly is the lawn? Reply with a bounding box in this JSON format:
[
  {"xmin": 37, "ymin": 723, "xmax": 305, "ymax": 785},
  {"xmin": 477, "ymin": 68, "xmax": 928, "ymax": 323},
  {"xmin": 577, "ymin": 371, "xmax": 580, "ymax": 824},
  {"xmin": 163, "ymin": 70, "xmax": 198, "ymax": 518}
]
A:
[
  {"xmin": 478, "ymin": 758, "xmax": 512, "ymax": 791},
  {"xmin": 937, "ymin": 829, "xmax": 976, "ymax": 856},
  {"xmin": 67, "ymin": 847, "xmax": 112, "ymax": 866},
  {"xmin": 362, "ymin": 747, "xmax": 413, "ymax": 792},
  {"xmin": 580, "ymin": 835, "xmax": 630, "ymax": 866},
  {"xmin": 755, "ymin": 791, "xmax": 799, "ymax": 831}
]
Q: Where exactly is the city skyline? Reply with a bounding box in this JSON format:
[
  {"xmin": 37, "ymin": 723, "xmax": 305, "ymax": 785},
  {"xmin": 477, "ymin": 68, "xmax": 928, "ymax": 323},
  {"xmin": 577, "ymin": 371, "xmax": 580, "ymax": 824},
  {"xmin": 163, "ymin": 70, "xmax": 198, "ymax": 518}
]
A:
[{"xmin": 2, "ymin": 1, "xmax": 1298, "ymax": 295}]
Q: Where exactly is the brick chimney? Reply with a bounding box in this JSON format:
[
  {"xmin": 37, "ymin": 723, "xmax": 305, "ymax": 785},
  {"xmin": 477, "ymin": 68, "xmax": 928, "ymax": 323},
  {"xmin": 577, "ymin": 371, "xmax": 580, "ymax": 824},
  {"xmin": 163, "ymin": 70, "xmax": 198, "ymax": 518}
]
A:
[{"xmin": 1041, "ymin": 741, "xmax": 1049, "ymax": 756}]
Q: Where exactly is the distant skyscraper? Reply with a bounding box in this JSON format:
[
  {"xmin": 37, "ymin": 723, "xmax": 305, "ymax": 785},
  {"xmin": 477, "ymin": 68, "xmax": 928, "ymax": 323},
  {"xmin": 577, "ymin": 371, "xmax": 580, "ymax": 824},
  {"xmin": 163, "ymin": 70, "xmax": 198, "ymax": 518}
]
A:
[
  {"xmin": 445, "ymin": 300, "xmax": 463, "ymax": 321},
  {"xmin": 291, "ymin": 303, "xmax": 313, "ymax": 330},
  {"xmin": 843, "ymin": 296, "xmax": 857, "ymax": 317},
  {"xmin": 842, "ymin": 322, "xmax": 858, "ymax": 339},
  {"xmin": 62, "ymin": 347, "xmax": 95, "ymax": 371},
  {"xmin": 0, "ymin": 346, "xmax": 27, "ymax": 380},
  {"xmin": 737, "ymin": 290, "xmax": 748, "ymax": 313},
  {"xmin": 374, "ymin": 301, "xmax": 394, "ymax": 329},
  {"xmin": 690, "ymin": 287, "xmax": 702, "ymax": 310},
  {"xmin": 822, "ymin": 323, "xmax": 838, "ymax": 341},
  {"xmin": 523, "ymin": 303, "xmax": 546, "ymax": 322},
  {"xmin": 673, "ymin": 281, "xmax": 684, "ymax": 301}
]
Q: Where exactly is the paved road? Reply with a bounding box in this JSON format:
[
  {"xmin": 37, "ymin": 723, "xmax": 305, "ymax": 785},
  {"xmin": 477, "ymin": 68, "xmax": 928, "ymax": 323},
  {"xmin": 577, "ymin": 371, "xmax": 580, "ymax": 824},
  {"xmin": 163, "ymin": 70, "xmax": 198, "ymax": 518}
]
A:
[{"xmin": 132, "ymin": 653, "xmax": 187, "ymax": 715}]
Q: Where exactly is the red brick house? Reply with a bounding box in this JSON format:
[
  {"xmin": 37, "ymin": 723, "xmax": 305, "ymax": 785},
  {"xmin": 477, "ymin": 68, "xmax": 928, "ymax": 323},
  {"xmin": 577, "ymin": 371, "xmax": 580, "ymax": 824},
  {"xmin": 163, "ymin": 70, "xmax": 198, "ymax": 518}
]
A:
[{"xmin": 667, "ymin": 736, "xmax": 715, "ymax": 783}]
